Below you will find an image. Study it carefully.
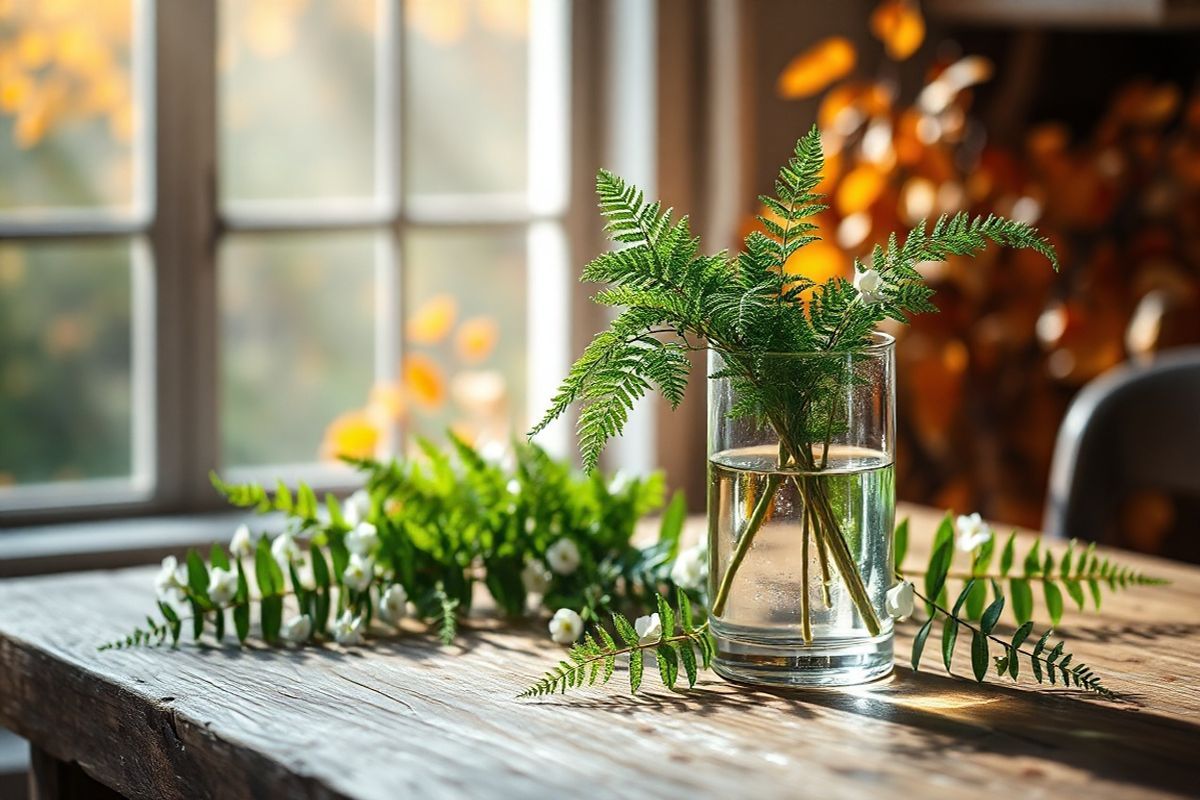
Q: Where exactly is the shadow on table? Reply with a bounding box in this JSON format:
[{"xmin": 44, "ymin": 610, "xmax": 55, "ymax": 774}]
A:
[{"xmin": 533, "ymin": 665, "xmax": 1198, "ymax": 796}]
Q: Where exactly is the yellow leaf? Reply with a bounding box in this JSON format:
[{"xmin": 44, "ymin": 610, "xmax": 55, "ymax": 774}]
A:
[
  {"xmin": 406, "ymin": 294, "xmax": 458, "ymax": 345},
  {"xmin": 321, "ymin": 410, "xmax": 379, "ymax": 461},
  {"xmin": 777, "ymin": 37, "xmax": 856, "ymax": 99}
]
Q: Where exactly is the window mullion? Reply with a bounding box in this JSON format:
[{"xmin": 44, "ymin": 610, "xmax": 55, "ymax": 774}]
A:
[{"xmin": 152, "ymin": 0, "xmax": 220, "ymax": 511}]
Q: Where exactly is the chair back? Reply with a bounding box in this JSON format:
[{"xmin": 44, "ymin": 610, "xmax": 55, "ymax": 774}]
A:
[{"xmin": 1045, "ymin": 348, "xmax": 1200, "ymax": 559}]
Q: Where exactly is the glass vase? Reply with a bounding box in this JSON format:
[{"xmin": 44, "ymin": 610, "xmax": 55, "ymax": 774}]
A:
[{"xmin": 706, "ymin": 333, "xmax": 896, "ymax": 686}]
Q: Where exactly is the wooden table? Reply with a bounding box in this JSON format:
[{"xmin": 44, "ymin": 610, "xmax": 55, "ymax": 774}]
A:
[{"xmin": 1, "ymin": 505, "xmax": 1198, "ymax": 799}]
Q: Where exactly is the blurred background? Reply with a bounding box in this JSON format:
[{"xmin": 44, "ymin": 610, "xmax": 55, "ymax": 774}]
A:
[{"xmin": 2, "ymin": 0, "xmax": 1200, "ymax": 557}]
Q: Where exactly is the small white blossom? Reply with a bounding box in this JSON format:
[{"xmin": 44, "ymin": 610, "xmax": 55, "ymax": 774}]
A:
[
  {"xmin": 343, "ymin": 489, "xmax": 371, "ymax": 527},
  {"xmin": 229, "ymin": 524, "xmax": 256, "ymax": 558},
  {"xmin": 333, "ymin": 610, "xmax": 364, "ymax": 646},
  {"xmin": 379, "ymin": 584, "xmax": 408, "ymax": 625},
  {"xmin": 345, "ymin": 521, "xmax": 379, "ymax": 556},
  {"xmin": 342, "ymin": 553, "xmax": 374, "ymax": 592},
  {"xmin": 635, "ymin": 613, "xmax": 663, "ymax": 644},
  {"xmin": 886, "ymin": 581, "xmax": 915, "ymax": 620},
  {"xmin": 294, "ymin": 560, "xmax": 316, "ymax": 591},
  {"xmin": 281, "ymin": 614, "xmax": 312, "ymax": 644},
  {"xmin": 207, "ymin": 566, "xmax": 238, "ymax": 606},
  {"xmin": 521, "ymin": 559, "xmax": 552, "ymax": 595},
  {"xmin": 855, "ymin": 267, "xmax": 886, "ymax": 305},
  {"xmin": 670, "ymin": 544, "xmax": 707, "ymax": 591},
  {"xmin": 271, "ymin": 531, "xmax": 301, "ymax": 568},
  {"xmin": 154, "ymin": 556, "xmax": 187, "ymax": 601},
  {"xmin": 506, "ymin": 479, "xmax": 521, "ymax": 496},
  {"xmin": 545, "ymin": 538, "xmax": 581, "ymax": 576},
  {"xmin": 955, "ymin": 512, "xmax": 993, "ymax": 552},
  {"xmin": 548, "ymin": 608, "xmax": 583, "ymax": 644}
]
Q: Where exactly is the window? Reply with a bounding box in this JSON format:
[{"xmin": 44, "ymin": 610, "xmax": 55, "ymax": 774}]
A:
[{"xmin": 0, "ymin": 0, "xmax": 574, "ymax": 520}]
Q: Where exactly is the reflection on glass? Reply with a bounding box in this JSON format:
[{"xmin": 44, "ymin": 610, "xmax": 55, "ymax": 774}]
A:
[
  {"xmin": 219, "ymin": 0, "xmax": 379, "ymax": 204},
  {"xmin": 0, "ymin": 2, "xmax": 139, "ymax": 213},
  {"xmin": 0, "ymin": 239, "xmax": 133, "ymax": 485},
  {"xmin": 402, "ymin": 227, "xmax": 526, "ymax": 445},
  {"xmin": 220, "ymin": 231, "xmax": 377, "ymax": 467},
  {"xmin": 405, "ymin": 0, "xmax": 528, "ymax": 197}
]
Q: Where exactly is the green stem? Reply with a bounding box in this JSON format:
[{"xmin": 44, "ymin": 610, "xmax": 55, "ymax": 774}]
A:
[
  {"xmin": 794, "ymin": 476, "xmax": 832, "ymax": 608},
  {"xmin": 711, "ymin": 473, "xmax": 782, "ymax": 617},
  {"xmin": 800, "ymin": 496, "xmax": 813, "ymax": 644}
]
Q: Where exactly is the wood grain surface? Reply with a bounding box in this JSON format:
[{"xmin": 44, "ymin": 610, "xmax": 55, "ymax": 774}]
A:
[{"xmin": 0, "ymin": 504, "xmax": 1198, "ymax": 799}]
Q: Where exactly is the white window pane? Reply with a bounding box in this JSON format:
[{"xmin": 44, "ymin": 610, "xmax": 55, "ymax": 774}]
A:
[
  {"xmin": 220, "ymin": 231, "xmax": 378, "ymax": 468},
  {"xmin": 219, "ymin": 0, "xmax": 382, "ymax": 206},
  {"xmin": 404, "ymin": 0, "xmax": 528, "ymax": 198},
  {"xmin": 0, "ymin": 2, "xmax": 147, "ymax": 218},
  {"xmin": 402, "ymin": 227, "xmax": 526, "ymax": 444},
  {"xmin": 0, "ymin": 238, "xmax": 136, "ymax": 486}
]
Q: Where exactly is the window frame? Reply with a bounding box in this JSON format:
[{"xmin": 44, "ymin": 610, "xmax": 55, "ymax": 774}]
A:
[{"xmin": 0, "ymin": 0, "xmax": 590, "ymax": 525}]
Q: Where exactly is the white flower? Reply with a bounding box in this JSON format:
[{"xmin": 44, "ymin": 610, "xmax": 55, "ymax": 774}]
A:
[
  {"xmin": 281, "ymin": 614, "xmax": 312, "ymax": 644},
  {"xmin": 333, "ymin": 610, "xmax": 364, "ymax": 646},
  {"xmin": 294, "ymin": 560, "xmax": 316, "ymax": 591},
  {"xmin": 548, "ymin": 608, "xmax": 583, "ymax": 644},
  {"xmin": 343, "ymin": 489, "xmax": 371, "ymax": 527},
  {"xmin": 545, "ymin": 538, "xmax": 581, "ymax": 576},
  {"xmin": 380, "ymin": 584, "xmax": 408, "ymax": 625},
  {"xmin": 955, "ymin": 512, "xmax": 993, "ymax": 552},
  {"xmin": 506, "ymin": 479, "xmax": 521, "ymax": 496},
  {"xmin": 635, "ymin": 613, "xmax": 663, "ymax": 644},
  {"xmin": 342, "ymin": 553, "xmax": 374, "ymax": 592},
  {"xmin": 345, "ymin": 521, "xmax": 379, "ymax": 556},
  {"xmin": 271, "ymin": 531, "xmax": 301, "ymax": 568},
  {"xmin": 207, "ymin": 566, "xmax": 238, "ymax": 606},
  {"xmin": 670, "ymin": 544, "xmax": 707, "ymax": 591},
  {"xmin": 886, "ymin": 581, "xmax": 915, "ymax": 619},
  {"xmin": 154, "ymin": 556, "xmax": 187, "ymax": 600},
  {"xmin": 521, "ymin": 559, "xmax": 552, "ymax": 594},
  {"xmin": 855, "ymin": 267, "xmax": 886, "ymax": 305},
  {"xmin": 229, "ymin": 524, "xmax": 256, "ymax": 558}
]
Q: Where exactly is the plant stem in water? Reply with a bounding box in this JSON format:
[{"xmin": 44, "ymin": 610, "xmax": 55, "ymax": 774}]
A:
[
  {"xmin": 710, "ymin": 472, "xmax": 783, "ymax": 617},
  {"xmin": 800, "ymin": 496, "xmax": 813, "ymax": 644}
]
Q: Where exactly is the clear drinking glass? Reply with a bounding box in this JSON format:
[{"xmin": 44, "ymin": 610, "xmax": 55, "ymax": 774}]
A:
[{"xmin": 707, "ymin": 332, "xmax": 896, "ymax": 686}]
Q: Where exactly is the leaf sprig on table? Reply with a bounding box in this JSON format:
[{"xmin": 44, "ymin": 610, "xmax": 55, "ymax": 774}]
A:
[
  {"xmin": 519, "ymin": 588, "xmax": 712, "ymax": 697},
  {"xmin": 101, "ymin": 436, "xmax": 699, "ymax": 651},
  {"xmin": 894, "ymin": 514, "xmax": 1167, "ymax": 698}
]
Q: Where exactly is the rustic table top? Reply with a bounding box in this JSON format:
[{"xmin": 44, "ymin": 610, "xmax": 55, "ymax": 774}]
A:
[{"xmin": 1, "ymin": 504, "xmax": 1198, "ymax": 800}]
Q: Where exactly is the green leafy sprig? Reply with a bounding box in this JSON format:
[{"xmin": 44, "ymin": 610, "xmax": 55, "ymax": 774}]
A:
[
  {"xmin": 896, "ymin": 515, "xmax": 1165, "ymax": 698},
  {"xmin": 102, "ymin": 436, "xmax": 694, "ymax": 651},
  {"xmin": 520, "ymin": 589, "xmax": 712, "ymax": 697}
]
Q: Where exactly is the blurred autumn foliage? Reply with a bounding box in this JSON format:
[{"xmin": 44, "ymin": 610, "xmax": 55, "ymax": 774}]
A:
[
  {"xmin": 763, "ymin": 1, "xmax": 1200, "ymax": 531},
  {"xmin": 0, "ymin": 1, "xmax": 133, "ymax": 150}
]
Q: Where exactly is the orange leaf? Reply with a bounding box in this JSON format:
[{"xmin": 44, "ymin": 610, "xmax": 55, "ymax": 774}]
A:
[
  {"xmin": 455, "ymin": 316, "xmax": 499, "ymax": 363},
  {"xmin": 784, "ymin": 239, "xmax": 850, "ymax": 292},
  {"xmin": 870, "ymin": 0, "xmax": 925, "ymax": 61},
  {"xmin": 404, "ymin": 353, "xmax": 447, "ymax": 409},
  {"xmin": 777, "ymin": 37, "xmax": 856, "ymax": 99},
  {"xmin": 836, "ymin": 164, "xmax": 886, "ymax": 215}
]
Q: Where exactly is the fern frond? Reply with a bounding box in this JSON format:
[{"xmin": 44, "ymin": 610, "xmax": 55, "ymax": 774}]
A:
[{"xmin": 520, "ymin": 592, "xmax": 708, "ymax": 698}]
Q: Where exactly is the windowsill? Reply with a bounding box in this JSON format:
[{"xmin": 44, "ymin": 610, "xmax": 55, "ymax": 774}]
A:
[{"xmin": 0, "ymin": 511, "xmax": 287, "ymax": 579}]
